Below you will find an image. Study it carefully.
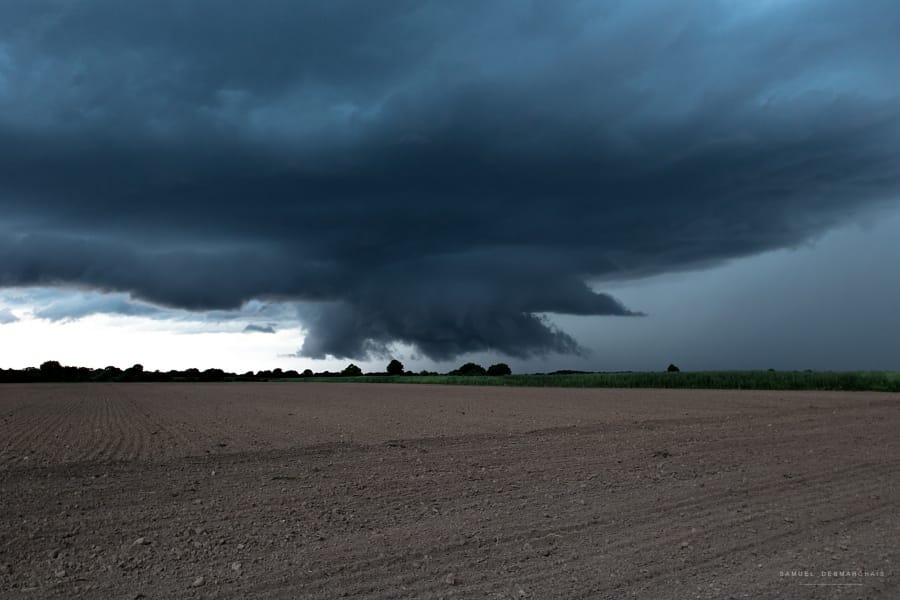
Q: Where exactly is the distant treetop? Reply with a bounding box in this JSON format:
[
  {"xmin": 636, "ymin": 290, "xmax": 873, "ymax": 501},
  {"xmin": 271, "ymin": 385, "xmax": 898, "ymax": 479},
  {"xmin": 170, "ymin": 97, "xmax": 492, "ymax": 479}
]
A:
[
  {"xmin": 342, "ymin": 363, "xmax": 362, "ymax": 376},
  {"xmin": 450, "ymin": 362, "xmax": 487, "ymax": 376},
  {"xmin": 386, "ymin": 359, "xmax": 404, "ymax": 375},
  {"xmin": 487, "ymin": 363, "xmax": 512, "ymax": 376}
]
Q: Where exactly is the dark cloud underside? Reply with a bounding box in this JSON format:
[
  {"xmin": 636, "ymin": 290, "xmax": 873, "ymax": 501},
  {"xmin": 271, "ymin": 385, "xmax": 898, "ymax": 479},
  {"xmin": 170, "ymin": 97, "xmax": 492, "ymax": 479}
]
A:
[
  {"xmin": 243, "ymin": 324, "xmax": 276, "ymax": 334},
  {"xmin": 1, "ymin": 1, "xmax": 899, "ymax": 358}
]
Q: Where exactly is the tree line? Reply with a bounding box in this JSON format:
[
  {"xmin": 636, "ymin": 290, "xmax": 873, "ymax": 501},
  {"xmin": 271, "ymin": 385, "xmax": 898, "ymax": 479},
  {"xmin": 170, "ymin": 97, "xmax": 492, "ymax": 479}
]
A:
[{"xmin": 0, "ymin": 359, "xmax": 513, "ymax": 383}]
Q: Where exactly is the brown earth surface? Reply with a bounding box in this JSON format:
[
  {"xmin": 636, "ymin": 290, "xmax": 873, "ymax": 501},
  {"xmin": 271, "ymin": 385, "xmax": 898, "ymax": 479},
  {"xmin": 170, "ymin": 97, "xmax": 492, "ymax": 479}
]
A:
[{"xmin": 0, "ymin": 383, "xmax": 897, "ymax": 599}]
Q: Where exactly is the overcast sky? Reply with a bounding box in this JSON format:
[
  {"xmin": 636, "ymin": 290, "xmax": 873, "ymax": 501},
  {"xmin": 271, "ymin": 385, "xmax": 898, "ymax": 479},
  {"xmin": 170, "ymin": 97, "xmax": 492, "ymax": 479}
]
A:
[{"xmin": 1, "ymin": 1, "xmax": 898, "ymax": 372}]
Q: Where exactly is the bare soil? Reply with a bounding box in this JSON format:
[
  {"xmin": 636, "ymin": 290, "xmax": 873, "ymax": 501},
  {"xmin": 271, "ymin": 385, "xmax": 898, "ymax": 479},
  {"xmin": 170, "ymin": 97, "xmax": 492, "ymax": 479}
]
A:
[{"xmin": 0, "ymin": 383, "xmax": 897, "ymax": 599}]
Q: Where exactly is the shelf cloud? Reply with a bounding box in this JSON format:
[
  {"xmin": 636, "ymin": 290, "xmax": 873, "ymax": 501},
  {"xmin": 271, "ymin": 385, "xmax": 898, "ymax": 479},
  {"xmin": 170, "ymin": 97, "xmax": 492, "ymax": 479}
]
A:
[{"xmin": 1, "ymin": 1, "xmax": 898, "ymax": 358}]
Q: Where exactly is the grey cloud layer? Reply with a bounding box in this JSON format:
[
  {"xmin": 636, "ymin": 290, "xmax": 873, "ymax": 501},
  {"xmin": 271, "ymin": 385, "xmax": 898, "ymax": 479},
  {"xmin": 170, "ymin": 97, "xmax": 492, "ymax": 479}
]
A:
[
  {"xmin": 0, "ymin": 288, "xmax": 298, "ymax": 338},
  {"xmin": 1, "ymin": 1, "xmax": 899, "ymax": 358},
  {"xmin": 0, "ymin": 308, "xmax": 17, "ymax": 324}
]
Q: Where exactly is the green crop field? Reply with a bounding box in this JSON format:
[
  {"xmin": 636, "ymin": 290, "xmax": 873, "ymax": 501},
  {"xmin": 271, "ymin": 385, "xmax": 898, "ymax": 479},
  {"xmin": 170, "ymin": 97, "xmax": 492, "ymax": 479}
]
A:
[{"xmin": 284, "ymin": 370, "xmax": 900, "ymax": 392}]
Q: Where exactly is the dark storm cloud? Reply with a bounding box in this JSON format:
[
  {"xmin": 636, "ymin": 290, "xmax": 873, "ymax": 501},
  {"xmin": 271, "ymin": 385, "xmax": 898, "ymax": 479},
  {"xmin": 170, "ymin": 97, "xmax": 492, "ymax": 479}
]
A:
[
  {"xmin": 1, "ymin": 1, "xmax": 899, "ymax": 358},
  {"xmin": 243, "ymin": 324, "xmax": 276, "ymax": 334}
]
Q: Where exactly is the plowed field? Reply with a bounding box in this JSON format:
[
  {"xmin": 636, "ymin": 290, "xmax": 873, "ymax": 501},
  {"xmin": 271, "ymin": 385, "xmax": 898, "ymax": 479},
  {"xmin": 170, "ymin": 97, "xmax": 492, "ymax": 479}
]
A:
[{"xmin": 0, "ymin": 383, "xmax": 897, "ymax": 599}]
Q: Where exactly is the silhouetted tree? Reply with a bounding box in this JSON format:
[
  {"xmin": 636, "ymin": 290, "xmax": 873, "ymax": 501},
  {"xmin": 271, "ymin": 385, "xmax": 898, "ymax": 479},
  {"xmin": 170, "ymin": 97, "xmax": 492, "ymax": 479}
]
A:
[
  {"xmin": 450, "ymin": 362, "xmax": 487, "ymax": 376},
  {"xmin": 39, "ymin": 360, "xmax": 64, "ymax": 381},
  {"xmin": 123, "ymin": 363, "xmax": 145, "ymax": 381},
  {"xmin": 667, "ymin": 363, "xmax": 681, "ymax": 373},
  {"xmin": 199, "ymin": 368, "xmax": 226, "ymax": 382},
  {"xmin": 386, "ymin": 359, "xmax": 404, "ymax": 375},
  {"xmin": 487, "ymin": 363, "xmax": 512, "ymax": 376},
  {"xmin": 301, "ymin": 369, "xmax": 314, "ymax": 377},
  {"xmin": 342, "ymin": 363, "xmax": 362, "ymax": 376}
]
